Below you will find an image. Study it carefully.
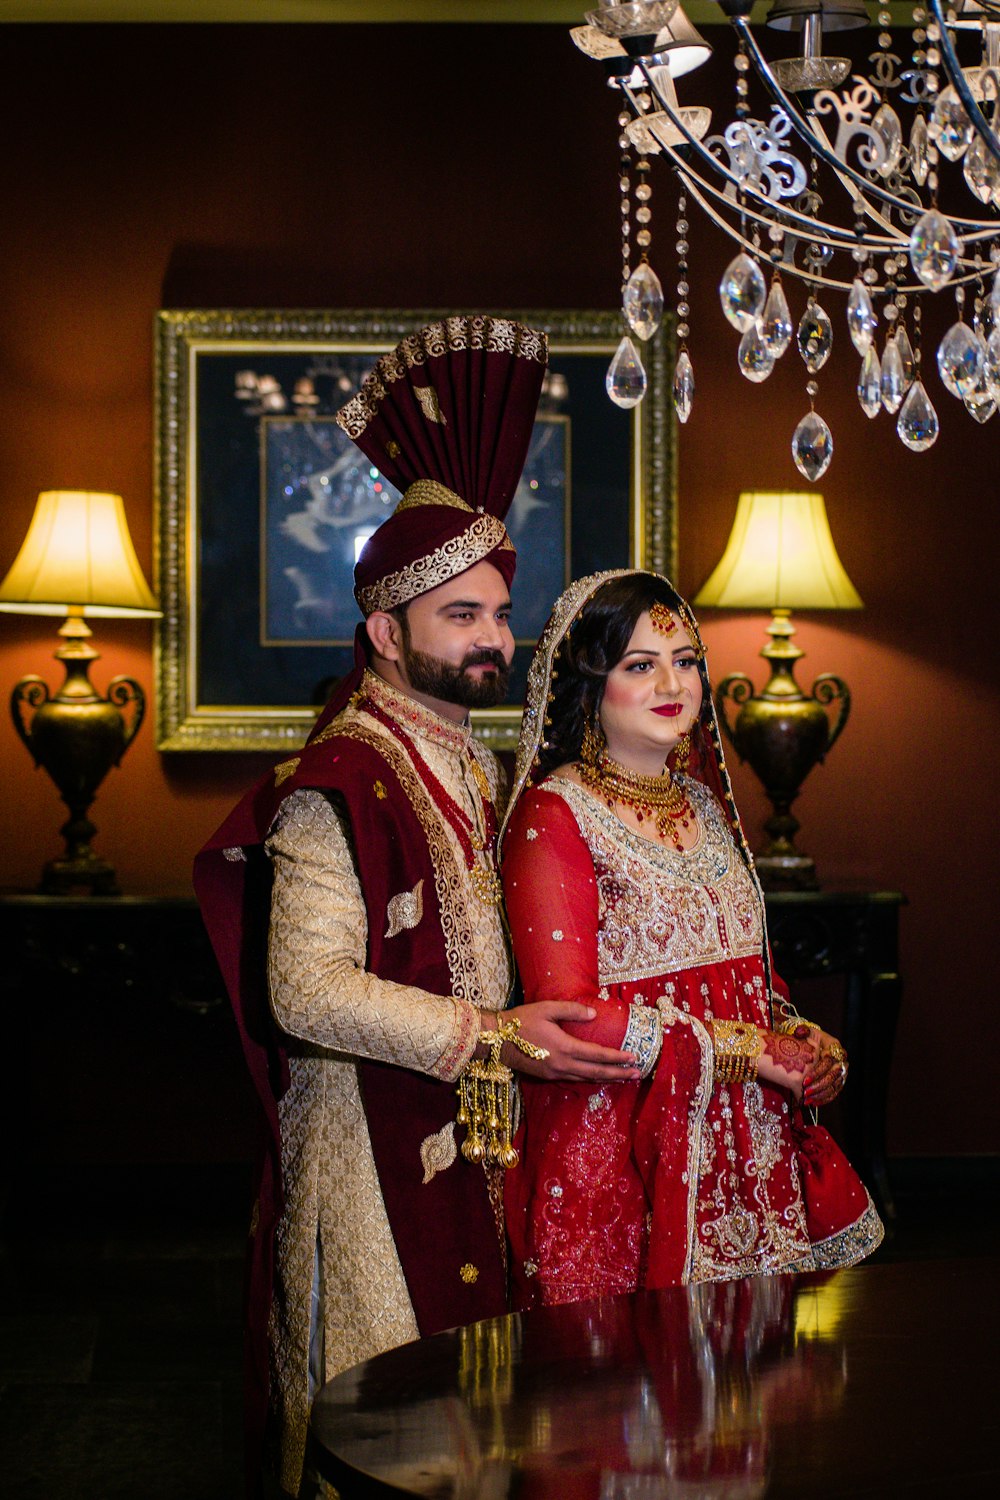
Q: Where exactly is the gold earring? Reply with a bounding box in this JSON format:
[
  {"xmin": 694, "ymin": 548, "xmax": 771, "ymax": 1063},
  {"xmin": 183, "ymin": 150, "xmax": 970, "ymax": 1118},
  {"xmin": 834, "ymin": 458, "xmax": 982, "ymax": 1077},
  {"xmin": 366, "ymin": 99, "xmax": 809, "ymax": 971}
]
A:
[
  {"xmin": 673, "ymin": 732, "xmax": 692, "ymax": 775},
  {"xmin": 580, "ymin": 714, "xmax": 605, "ymax": 768}
]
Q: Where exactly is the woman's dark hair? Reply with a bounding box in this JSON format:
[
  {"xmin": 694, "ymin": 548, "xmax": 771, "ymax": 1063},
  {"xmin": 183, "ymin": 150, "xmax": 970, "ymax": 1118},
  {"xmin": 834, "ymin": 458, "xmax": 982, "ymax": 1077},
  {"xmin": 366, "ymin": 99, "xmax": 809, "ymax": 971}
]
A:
[{"xmin": 537, "ymin": 575, "xmax": 702, "ymax": 778}]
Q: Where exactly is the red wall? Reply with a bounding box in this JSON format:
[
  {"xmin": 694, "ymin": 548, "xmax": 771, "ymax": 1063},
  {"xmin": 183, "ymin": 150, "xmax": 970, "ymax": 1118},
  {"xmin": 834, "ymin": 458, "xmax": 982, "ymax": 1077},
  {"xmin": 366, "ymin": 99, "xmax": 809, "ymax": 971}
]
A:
[{"xmin": 0, "ymin": 23, "xmax": 996, "ymax": 1156}]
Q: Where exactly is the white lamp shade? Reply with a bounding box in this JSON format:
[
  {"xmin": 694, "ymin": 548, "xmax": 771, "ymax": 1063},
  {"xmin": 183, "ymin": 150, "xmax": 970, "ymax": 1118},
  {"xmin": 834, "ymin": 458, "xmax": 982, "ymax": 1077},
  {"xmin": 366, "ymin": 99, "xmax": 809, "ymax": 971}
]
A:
[
  {"xmin": 693, "ymin": 491, "xmax": 863, "ymax": 611},
  {"xmin": 0, "ymin": 490, "xmax": 160, "ymax": 618}
]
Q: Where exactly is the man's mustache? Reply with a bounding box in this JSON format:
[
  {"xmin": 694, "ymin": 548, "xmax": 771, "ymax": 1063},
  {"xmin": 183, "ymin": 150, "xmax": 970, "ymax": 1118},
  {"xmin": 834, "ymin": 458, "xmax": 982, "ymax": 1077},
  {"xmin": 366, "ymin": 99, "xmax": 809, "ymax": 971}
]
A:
[{"xmin": 461, "ymin": 649, "xmax": 509, "ymax": 671}]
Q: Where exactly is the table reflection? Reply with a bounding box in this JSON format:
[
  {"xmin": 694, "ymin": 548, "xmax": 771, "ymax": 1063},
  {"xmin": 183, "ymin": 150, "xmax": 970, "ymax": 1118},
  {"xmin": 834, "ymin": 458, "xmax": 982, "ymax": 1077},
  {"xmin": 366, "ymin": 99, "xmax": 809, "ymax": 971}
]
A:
[{"xmin": 313, "ymin": 1273, "xmax": 847, "ymax": 1499}]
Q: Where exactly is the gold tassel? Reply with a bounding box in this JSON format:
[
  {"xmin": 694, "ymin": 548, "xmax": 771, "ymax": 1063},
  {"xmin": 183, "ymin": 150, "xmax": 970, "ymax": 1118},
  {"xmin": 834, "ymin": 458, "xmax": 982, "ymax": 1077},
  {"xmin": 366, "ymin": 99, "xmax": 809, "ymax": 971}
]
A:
[{"xmin": 457, "ymin": 1016, "xmax": 549, "ymax": 1170}]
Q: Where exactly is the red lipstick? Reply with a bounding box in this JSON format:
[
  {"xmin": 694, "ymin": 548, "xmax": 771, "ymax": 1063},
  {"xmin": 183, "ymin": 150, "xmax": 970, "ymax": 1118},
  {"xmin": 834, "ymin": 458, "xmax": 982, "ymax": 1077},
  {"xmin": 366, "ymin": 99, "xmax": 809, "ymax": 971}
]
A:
[{"xmin": 652, "ymin": 703, "xmax": 683, "ymax": 718}]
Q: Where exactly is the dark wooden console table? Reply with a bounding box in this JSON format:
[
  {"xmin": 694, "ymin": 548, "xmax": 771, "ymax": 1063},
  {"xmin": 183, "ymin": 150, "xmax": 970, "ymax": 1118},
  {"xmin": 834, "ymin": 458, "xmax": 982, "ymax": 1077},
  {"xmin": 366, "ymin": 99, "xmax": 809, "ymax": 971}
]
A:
[
  {"xmin": 0, "ymin": 889, "xmax": 903, "ymax": 1222},
  {"xmin": 0, "ymin": 893, "xmax": 252, "ymax": 1185},
  {"xmin": 764, "ymin": 889, "xmax": 904, "ymax": 1227}
]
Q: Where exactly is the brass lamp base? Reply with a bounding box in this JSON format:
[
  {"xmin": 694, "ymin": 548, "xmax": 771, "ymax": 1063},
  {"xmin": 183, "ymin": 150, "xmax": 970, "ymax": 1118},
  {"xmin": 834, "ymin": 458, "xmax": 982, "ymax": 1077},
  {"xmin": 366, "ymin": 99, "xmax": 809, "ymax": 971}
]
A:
[
  {"xmin": 716, "ymin": 610, "xmax": 850, "ymax": 892},
  {"xmin": 10, "ymin": 611, "xmax": 145, "ymax": 895}
]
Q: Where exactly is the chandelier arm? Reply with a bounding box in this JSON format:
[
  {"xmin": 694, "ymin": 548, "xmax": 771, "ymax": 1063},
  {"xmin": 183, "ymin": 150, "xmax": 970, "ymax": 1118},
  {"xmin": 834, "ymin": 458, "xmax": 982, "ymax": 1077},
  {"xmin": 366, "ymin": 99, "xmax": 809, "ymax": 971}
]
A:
[
  {"xmin": 675, "ymin": 163, "xmax": 986, "ymax": 295},
  {"xmin": 928, "ymin": 0, "xmax": 1000, "ymax": 167},
  {"xmin": 733, "ymin": 14, "xmax": 996, "ymax": 232},
  {"xmin": 630, "ymin": 67, "xmax": 903, "ymax": 249}
]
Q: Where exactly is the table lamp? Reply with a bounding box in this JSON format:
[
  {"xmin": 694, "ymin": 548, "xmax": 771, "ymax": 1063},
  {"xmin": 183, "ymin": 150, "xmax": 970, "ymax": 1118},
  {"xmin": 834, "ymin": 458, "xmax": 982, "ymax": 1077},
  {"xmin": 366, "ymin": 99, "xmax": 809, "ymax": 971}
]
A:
[
  {"xmin": 0, "ymin": 490, "xmax": 161, "ymax": 894},
  {"xmin": 694, "ymin": 490, "xmax": 863, "ymax": 890}
]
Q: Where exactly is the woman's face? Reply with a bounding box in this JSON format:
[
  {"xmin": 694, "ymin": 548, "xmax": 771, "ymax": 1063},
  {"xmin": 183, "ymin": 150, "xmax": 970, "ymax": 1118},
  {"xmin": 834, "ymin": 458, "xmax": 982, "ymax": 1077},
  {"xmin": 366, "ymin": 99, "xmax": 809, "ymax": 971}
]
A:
[{"xmin": 598, "ymin": 608, "xmax": 703, "ymax": 773}]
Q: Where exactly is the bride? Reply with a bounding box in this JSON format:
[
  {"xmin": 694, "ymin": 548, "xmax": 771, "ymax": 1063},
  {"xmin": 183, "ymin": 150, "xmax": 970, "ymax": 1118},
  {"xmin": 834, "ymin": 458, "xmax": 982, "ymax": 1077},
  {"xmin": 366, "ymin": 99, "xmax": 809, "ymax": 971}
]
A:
[{"xmin": 500, "ymin": 570, "xmax": 883, "ymax": 1309}]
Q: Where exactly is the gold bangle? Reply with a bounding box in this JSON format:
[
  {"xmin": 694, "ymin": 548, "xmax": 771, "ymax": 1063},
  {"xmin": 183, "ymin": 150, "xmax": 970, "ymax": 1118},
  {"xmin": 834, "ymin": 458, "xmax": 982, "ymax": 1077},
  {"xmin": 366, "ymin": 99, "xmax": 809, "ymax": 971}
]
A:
[
  {"xmin": 776, "ymin": 1013, "xmax": 817, "ymax": 1037},
  {"xmin": 711, "ymin": 1019, "xmax": 763, "ymax": 1088},
  {"xmin": 457, "ymin": 1016, "xmax": 549, "ymax": 1170}
]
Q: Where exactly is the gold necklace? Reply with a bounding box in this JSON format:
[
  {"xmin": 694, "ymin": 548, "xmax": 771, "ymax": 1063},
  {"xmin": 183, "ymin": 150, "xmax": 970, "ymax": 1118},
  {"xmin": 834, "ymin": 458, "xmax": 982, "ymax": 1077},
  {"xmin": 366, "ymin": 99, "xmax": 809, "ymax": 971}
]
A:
[{"xmin": 579, "ymin": 749, "xmax": 695, "ymax": 851}]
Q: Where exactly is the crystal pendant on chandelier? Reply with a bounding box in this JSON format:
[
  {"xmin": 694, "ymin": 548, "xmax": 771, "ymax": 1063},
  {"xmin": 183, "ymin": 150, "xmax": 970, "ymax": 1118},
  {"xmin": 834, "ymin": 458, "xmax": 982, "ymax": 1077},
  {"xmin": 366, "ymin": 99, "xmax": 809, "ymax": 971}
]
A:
[
  {"xmin": 909, "ymin": 112, "xmax": 930, "ymax": 187},
  {"xmin": 963, "ymin": 133, "xmax": 1000, "ymax": 205},
  {"xmin": 673, "ymin": 350, "xmax": 694, "ymax": 424},
  {"xmin": 937, "ymin": 321, "xmax": 984, "ymax": 399},
  {"xmin": 606, "ymin": 335, "xmax": 647, "ymax": 409},
  {"xmin": 623, "ymin": 261, "xmax": 664, "ymax": 341},
  {"xmin": 991, "ymin": 269, "xmax": 1000, "ymax": 320},
  {"xmin": 897, "ymin": 380, "xmax": 939, "ymax": 451},
  {"xmin": 909, "ymin": 210, "xmax": 961, "ymax": 292},
  {"xmin": 984, "ymin": 327, "xmax": 1000, "ymax": 398},
  {"xmin": 737, "ymin": 320, "xmax": 775, "ymax": 382},
  {"xmin": 895, "ymin": 323, "xmax": 916, "ymax": 387},
  {"xmin": 963, "ymin": 375, "xmax": 996, "ymax": 422},
  {"xmin": 847, "ymin": 279, "xmax": 878, "ymax": 354},
  {"xmin": 761, "ymin": 278, "xmax": 793, "ymax": 358},
  {"xmin": 797, "ymin": 300, "xmax": 833, "ymax": 372},
  {"xmin": 880, "ymin": 337, "xmax": 907, "ymax": 413},
  {"xmin": 858, "ymin": 346, "xmax": 882, "ymax": 418},
  {"xmin": 719, "ymin": 253, "xmax": 766, "ymax": 332},
  {"xmin": 928, "ymin": 85, "xmax": 972, "ymax": 163},
  {"xmin": 791, "ymin": 410, "xmax": 833, "ymax": 482},
  {"xmin": 871, "ymin": 103, "xmax": 903, "ymax": 180}
]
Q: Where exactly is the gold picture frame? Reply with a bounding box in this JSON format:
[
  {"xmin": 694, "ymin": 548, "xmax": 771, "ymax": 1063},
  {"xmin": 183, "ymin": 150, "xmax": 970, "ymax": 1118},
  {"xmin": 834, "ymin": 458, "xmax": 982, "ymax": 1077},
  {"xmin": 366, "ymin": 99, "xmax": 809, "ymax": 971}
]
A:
[{"xmin": 154, "ymin": 307, "xmax": 675, "ymax": 752}]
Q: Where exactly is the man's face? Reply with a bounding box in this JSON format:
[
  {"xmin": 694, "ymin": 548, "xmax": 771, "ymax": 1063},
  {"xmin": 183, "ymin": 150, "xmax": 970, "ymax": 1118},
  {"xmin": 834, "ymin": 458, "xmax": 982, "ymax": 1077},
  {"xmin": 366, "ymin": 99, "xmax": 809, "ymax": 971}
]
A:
[{"xmin": 388, "ymin": 560, "xmax": 515, "ymax": 711}]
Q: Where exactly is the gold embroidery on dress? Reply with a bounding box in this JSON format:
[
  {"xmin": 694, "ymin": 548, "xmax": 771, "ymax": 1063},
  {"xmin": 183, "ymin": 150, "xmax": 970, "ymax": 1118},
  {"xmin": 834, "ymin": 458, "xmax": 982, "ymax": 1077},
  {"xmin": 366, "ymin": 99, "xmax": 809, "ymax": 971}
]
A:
[
  {"xmin": 355, "ymin": 514, "xmax": 512, "ymax": 615},
  {"xmin": 420, "ymin": 1120, "xmax": 458, "ymax": 1183},
  {"xmin": 275, "ymin": 757, "xmax": 301, "ymax": 786},
  {"xmin": 414, "ymin": 383, "xmax": 446, "ymax": 424},
  {"xmin": 222, "ymin": 846, "xmax": 247, "ymax": 863},
  {"xmin": 374, "ymin": 780, "xmax": 387, "ymax": 800},
  {"xmin": 460, "ymin": 1263, "xmax": 479, "ymax": 1284},
  {"xmin": 548, "ymin": 778, "xmax": 763, "ymax": 985},
  {"xmin": 385, "ymin": 878, "xmax": 424, "ymax": 939}
]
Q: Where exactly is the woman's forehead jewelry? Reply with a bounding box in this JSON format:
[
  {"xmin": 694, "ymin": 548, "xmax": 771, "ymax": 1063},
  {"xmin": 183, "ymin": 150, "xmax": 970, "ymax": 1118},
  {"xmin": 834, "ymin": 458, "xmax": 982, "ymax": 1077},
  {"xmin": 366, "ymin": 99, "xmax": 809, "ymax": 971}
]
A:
[{"xmin": 649, "ymin": 602, "xmax": 678, "ymax": 638}]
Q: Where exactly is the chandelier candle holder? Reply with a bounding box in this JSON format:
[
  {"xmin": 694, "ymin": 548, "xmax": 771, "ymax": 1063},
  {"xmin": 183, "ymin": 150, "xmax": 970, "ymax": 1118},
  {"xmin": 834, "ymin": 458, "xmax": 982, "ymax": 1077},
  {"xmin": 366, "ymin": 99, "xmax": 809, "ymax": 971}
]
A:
[
  {"xmin": 577, "ymin": 0, "xmax": 1000, "ymax": 479},
  {"xmin": 694, "ymin": 490, "xmax": 863, "ymax": 890},
  {"xmin": 0, "ymin": 491, "xmax": 161, "ymax": 895}
]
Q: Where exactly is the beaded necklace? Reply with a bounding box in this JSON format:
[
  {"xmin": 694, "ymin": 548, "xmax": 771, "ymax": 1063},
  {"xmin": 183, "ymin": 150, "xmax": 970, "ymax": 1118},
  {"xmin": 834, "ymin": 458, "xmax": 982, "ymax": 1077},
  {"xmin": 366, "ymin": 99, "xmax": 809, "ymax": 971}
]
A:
[
  {"xmin": 360, "ymin": 693, "xmax": 503, "ymax": 905},
  {"xmin": 579, "ymin": 749, "xmax": 696, "ymax": 852}
]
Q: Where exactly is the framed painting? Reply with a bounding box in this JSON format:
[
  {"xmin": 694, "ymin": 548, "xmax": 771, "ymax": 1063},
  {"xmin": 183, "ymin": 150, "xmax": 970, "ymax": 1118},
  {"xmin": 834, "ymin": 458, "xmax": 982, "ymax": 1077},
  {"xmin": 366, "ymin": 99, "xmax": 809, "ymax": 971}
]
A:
[{"xmin": 154, "ymin": 308, "xmax": 675, "ymax": 752}]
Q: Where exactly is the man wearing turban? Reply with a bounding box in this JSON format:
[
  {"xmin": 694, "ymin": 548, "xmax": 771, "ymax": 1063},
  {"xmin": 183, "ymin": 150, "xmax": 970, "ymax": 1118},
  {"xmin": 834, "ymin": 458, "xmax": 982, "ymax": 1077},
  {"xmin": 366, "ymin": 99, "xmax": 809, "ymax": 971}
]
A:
[{"xmin": 195, "ymin": 317, "xmax": 632, "ymax": 1496}]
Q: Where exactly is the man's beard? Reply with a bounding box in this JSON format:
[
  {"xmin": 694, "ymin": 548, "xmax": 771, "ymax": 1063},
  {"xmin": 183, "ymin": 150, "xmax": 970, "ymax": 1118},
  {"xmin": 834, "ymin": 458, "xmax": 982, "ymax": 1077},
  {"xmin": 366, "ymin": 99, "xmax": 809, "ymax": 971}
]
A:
[{"xmin": 401, "ymin": 644, "xmax": 511, "ymax": 709}]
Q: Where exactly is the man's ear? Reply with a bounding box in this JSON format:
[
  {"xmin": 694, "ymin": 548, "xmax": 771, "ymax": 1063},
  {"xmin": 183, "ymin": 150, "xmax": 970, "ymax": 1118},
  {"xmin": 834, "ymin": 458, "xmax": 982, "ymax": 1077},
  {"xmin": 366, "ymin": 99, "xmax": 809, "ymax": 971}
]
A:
[{"xmin": 366, "ymin": 611, "xmax": 403, "ymax": 662}]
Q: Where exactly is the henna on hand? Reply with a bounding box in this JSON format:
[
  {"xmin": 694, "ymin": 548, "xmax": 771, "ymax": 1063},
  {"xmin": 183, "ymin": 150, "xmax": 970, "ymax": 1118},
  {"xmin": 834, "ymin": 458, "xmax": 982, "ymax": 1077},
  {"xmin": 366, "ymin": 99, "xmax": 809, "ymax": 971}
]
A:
[{"xmin": 762, "ymin": 1032, "xmax": 816, "ymax": 1074}]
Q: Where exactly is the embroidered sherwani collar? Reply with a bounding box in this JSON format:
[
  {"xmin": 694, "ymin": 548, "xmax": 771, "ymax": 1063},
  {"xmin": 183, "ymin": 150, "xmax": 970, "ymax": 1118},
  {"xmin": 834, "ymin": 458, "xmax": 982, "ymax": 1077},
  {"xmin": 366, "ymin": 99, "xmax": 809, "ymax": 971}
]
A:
[{"xmin": 360, "ymin": 669, "xmax": 472, "ymax": 755}]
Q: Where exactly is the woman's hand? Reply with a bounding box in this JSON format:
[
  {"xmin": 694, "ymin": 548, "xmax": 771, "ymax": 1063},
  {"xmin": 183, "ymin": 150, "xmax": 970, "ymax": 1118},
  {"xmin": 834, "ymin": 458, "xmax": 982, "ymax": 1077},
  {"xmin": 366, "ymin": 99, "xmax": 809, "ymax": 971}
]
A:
[
  {"xmin": 755, "ymin": 1028, "xmax": 821, "ymax": 1103},
  {"xmin": 798, "ymin": 1025, "xmax": 849, "ymax": 1108}
]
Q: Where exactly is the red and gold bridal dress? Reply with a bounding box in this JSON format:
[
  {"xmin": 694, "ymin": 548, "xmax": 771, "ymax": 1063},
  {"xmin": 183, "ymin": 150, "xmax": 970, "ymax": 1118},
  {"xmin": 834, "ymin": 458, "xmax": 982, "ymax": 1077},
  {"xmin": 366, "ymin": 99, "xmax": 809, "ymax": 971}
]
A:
[{"xmin": 502, "ymin": 775, "xmax": 883, "ymax": 1310}]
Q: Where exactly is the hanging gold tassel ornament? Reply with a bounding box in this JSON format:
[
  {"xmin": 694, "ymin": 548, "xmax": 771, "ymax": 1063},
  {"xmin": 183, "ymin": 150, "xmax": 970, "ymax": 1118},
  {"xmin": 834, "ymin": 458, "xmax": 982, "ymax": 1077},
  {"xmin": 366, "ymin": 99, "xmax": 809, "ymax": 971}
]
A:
[{"xmin": 457, "ymin": 1016, "xmax": 549, "ymax": 1169}]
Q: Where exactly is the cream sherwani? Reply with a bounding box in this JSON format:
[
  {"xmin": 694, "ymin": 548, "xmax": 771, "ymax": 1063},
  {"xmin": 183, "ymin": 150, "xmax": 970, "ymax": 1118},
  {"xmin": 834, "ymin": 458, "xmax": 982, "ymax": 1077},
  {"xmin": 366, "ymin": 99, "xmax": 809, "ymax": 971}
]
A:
[{"xmin": 264, "ymin": 671, "xmax": 512, "ymax": 1494}]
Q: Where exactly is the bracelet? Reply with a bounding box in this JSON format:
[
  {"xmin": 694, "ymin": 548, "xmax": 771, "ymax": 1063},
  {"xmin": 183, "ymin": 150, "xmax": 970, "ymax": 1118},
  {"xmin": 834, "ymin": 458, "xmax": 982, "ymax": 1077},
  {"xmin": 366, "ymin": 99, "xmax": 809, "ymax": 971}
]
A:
[
  {"xmin": 711, "ymin": 1018, "xmax": 764, "ymax": 1087},
  {"xmin": 457, "ymin": 1016, "xmax": 550, "ymax": 1170},
  {"xmin": 776, "ymin": 1012, "xmax": 817, "ymax": 1038}
]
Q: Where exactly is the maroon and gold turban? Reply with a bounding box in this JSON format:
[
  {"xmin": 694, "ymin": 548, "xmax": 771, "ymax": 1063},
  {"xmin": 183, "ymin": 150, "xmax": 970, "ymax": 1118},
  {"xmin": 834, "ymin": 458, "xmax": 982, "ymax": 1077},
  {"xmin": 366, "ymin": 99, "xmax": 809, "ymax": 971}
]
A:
[
  {"xmin": 305, "ymin": 315, "xmax": 548, "ymax": 740},
  {"xmin": 338, "ymin": 315, "xmax": 548, "ymax": 615}
]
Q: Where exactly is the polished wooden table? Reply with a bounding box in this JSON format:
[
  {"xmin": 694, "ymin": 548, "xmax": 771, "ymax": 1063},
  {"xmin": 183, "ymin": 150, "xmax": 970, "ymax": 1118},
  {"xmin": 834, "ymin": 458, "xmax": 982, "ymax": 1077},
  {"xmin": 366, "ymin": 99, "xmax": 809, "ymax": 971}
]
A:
[{"xmin": 311, "ymin": 1258, "xmax": 998, "ymax": 1498}]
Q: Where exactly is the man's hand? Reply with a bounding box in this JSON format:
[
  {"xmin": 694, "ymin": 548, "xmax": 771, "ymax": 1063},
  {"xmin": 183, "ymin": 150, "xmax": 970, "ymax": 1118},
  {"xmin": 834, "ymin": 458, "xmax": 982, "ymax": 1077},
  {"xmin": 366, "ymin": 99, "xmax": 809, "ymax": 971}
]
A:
[{"xmin": 499, "ymin": 1001, "xmax": 641, "ymax": 1082}]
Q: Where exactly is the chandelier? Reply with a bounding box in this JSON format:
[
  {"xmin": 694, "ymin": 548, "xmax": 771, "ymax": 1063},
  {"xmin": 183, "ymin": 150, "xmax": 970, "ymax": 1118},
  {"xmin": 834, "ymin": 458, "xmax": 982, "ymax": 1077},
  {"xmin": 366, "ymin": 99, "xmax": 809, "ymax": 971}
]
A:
[{"xmin": 576, "ymin": 0, "xmax": 1000, "ymax": 480}]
